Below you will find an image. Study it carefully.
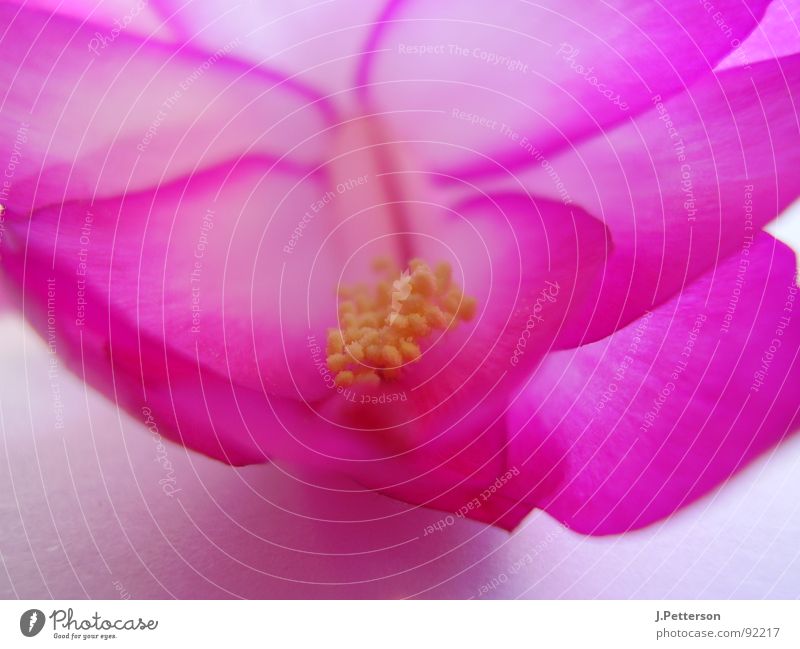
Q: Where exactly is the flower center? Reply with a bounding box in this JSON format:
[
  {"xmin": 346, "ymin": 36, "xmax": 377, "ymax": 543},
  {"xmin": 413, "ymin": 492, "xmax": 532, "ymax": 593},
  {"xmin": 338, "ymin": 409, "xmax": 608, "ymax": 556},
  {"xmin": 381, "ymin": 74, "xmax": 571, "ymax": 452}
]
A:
[{"xmin": 326, "ymin": 258, "xmax": 476, "ymax": 386}]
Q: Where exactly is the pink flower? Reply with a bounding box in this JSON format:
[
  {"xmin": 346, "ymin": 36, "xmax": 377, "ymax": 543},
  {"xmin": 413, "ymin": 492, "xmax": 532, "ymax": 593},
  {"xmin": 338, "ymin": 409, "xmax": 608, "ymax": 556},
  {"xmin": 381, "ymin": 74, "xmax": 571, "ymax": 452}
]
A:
[{"xmin": 1, "ymin": 1, "xmax": 798, "ymax": 534}]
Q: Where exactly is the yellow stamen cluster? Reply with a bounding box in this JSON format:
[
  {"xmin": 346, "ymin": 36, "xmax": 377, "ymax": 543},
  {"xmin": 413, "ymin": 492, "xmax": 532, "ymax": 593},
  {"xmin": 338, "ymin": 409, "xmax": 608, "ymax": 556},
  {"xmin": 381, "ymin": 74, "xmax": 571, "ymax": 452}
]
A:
[{"xmin": 326, "ymin": 258, "xmax": 477, "ymax": 386}]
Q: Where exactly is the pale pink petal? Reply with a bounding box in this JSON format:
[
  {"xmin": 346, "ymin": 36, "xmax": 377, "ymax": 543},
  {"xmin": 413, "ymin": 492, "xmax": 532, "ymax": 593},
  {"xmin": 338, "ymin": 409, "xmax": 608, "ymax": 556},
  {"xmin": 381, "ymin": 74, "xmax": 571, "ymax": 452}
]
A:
[
  {"xmin": 0, "ymin": 5, "xmax": 331, "ymax": 212},
  {"xmin": 359, "ymin": 0, "xmax": 769, "ymax": 176}
]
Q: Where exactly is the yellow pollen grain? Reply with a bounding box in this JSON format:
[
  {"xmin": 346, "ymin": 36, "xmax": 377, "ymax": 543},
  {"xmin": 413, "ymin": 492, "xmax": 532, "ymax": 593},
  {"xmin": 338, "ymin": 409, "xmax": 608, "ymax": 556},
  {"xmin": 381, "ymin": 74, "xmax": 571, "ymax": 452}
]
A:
[
  {"xmin": 327, "ymin": 353, "xmax": 349, "ymax": 372},
  {"xmin": 411, "ymin": 268, "xmax": 437, "ymax": 296},
  {"xmin": 355, "ymin": 371, "xmax": 381, "ymax": 386},
  {"xmin": 399, "ymin": 340, "xmax": 421, "ymax": 361},
  {"xmin": 425, "ymin": 305, "xmax": 449, "ymax": 329},
  {"xmin": 435, "ymin": 262, "xmax": 452, "ymax": 292},
  {"xmin": 334, "ymin": 370, "xmax": 355, "ymax": 387},
  {"xmin": 371, "ymin": 255, "xmax": 399, "ymax": 275},
  {"xmin": 365, "ymin": 344, "xmax": 383, "ymax": 363},
  {"xmin": 441, "ymin": 286, "xmax": 463, "ymax": 314},
  {"xmin": 359, "ymin": 330, "xmax": 380, "ymax": 348},
  {"xmin": 346, "ymin": 341, "xmax": 365, "ymax": 362},
  {"xmin": 327, "ymin": 330, "xmax": 345, "ymax": 355},
  {"xmin": 327, "ymin": 259, "xmax": 476, "ymax": 384}
]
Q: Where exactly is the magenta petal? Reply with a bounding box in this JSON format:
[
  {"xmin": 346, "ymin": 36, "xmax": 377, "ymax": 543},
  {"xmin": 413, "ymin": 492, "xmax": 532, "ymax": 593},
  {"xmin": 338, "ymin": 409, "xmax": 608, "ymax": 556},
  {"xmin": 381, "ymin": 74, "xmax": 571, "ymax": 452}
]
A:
[
  {"xmin": 1, "ymin": 158, "xmax": 342, "ymax": 407},
  {"xmin": 17, "ymin": 0, "xmax": 176, "ymax": 40},
  {"xmin": 359, "ymin": 0, "xmax": 769, "ymax": 177},
  {"xmin": 506, "ymin": 234, "xmax": 800, "ymax": 535},
  {"xmin": 550, "ymin": 53, "xmax": 800, "ymax": 346},
  {"xmin": 0, "ymin": 5, "xmax": 330, "ymax": 212},
  {"xmin": 719, "ymin": 0, "xmax": 800, "ymax": 67}
]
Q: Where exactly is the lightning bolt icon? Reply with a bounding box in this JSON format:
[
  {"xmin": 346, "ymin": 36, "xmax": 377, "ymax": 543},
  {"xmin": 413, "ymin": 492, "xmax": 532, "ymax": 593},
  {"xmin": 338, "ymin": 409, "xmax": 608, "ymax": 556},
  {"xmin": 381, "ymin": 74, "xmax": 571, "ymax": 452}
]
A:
[{"xmin": 28, "ymin": 612, "xmax": 37, "ymax": 632}]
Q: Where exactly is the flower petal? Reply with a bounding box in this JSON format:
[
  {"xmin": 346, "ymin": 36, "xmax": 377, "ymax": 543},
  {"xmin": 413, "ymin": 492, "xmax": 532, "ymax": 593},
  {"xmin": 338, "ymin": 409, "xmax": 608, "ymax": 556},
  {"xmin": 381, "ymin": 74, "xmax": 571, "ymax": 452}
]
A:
[
  {"xmin": 18, "ymin": 0, "xmax": 175, "ymax": 41},
  {"xmin": 544, "ymin": 53, "xmax": 800, "ymax": 346},
  {"xmin": 506, "ymin": 233, "xmax": 800, "ymax": 535},
  {"xmin": 401, "ymin": 193, "xmax": 611, "ymax": 414},
  {"xmin": 312, "ymin": 191, "xmax": 609, "ymax": 427},
  {"xmin": 2, "ymin": 167, "xmax": 609, "ymax": 527},
  {"xmin": 153, "ymin": 0, "xmax": 389, "ymax": 93},
  {"xmin": 0, "ymin": 5, "xmax": 331, "ymax": 212},
  {"xmin": 359, "ymin": 0, "xmax": 769, "ymax": 177}
]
